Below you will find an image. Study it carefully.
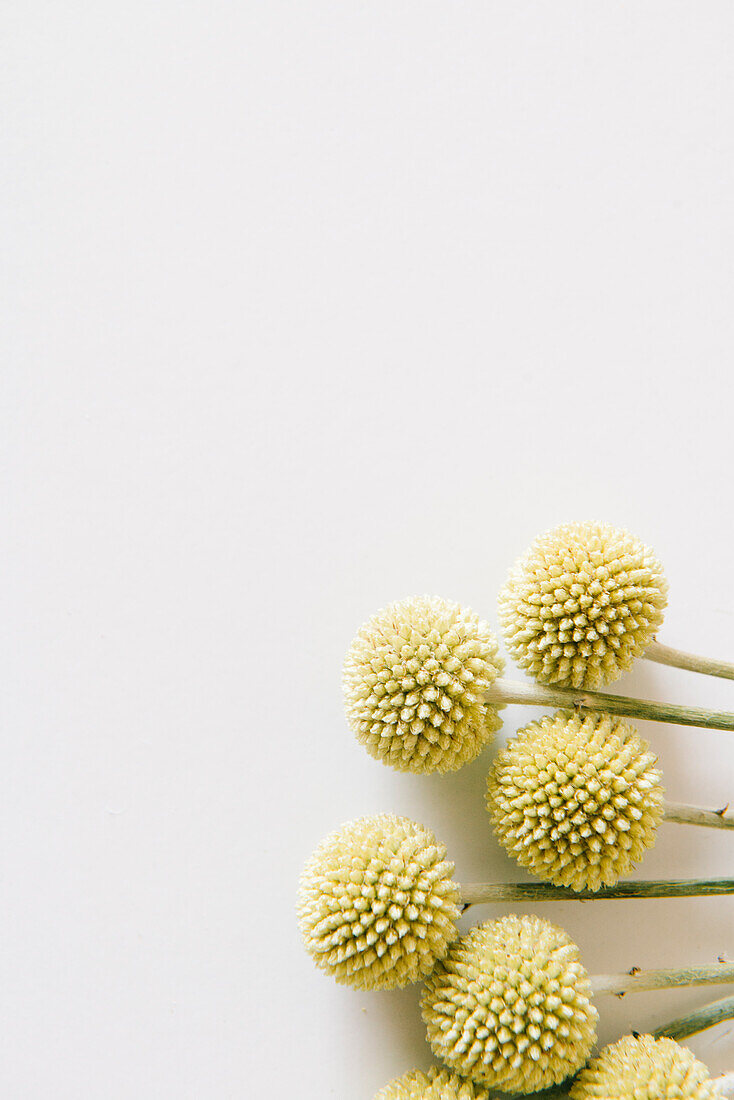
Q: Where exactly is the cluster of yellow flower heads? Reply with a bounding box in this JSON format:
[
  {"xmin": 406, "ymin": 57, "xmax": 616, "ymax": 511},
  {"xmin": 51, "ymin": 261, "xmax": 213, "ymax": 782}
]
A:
[
  {"xmin": 569, "ymin": 1034, "xmax": 720, "ymax": 1100},
  {"xmin": 421, "ymin": 915, "xmax": 598, "ymax": 1093},
  {"xmin": 487, "ymin": 710, "xmax": 665, "ymax": 891},
  {"xmin": 297, "ymin": 814, "xmax": 460, "ymax": 990},
  {"xmin": 343, "ymin": 596, "xmax": 504, "ymax": 773},
  {"xmin": 499, "ymin": 521, "xmax": 668, "ymax": 689},
  {"xmin": 373, "ymin": 1066, "xmax": 488, "ymax": 1099},
  {"xmin": 300, "ymin": 522, "xmax": 723, "ymax": 1098}
]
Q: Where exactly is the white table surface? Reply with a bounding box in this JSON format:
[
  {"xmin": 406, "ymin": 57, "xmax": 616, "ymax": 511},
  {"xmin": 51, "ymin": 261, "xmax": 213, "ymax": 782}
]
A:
[{"xmin": 3, "ymin": 4, "xmax": 734, "ymax": 1096}]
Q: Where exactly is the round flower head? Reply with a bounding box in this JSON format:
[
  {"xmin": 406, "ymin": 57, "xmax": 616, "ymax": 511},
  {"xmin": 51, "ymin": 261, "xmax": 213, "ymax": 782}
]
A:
[
  {"xmin": 569, "ymin": 1034, "xmax": 719, "ymax": 1099},
  {"xmin": 486, "ymin": 710, "xmax": 665, "ymax": 892},
  {"xmin": 374, "ymin": 1067, "xmax": 489, "ymax": 1099},
  {"xmin": 298, "ymin": 814, "xmax": 460, "ymax": 991},
  {"xmin": 343, "ymin": 596, "xmax": 505, "ymax": 773},
  {"xmin": 498, "ymin": 522, "xmax": 668, "ymax": 689},
  {"xmin": 421, "ymin": 914, "xmax": 597, "ymax": 1094}
]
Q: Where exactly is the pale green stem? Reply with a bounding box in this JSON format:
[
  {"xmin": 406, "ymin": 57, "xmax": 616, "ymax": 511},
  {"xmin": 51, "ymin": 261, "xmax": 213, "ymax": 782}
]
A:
[
  {"xmin": 591, "ymin": 961, "xmax": 734, "ymax": 997},
  {"xmin": 664, "ymin": 800, "xmax": 734, "ymax": 830},
  {"xmin": 653, "ymin": 993, "xmax": 734, "ymax": 1041},
  {"xmin": 459, "ymin": 878, "xmax": 734, "ymax": 907},
  {"xmin": 485, "ymin": 678, "xmax": 734, "ymax": 732},
  {"xmin": 646, "ymin": 640, "xmax": 734, "ymax": 681}
]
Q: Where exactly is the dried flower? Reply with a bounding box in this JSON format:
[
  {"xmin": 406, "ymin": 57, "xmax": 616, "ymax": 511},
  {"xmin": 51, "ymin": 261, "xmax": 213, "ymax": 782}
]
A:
[
  {"xmin": 374, "ymin": 1067, "xmax": 489, "ymax": 1099},
  {"xmin": 486, "ymin": 710, "xmax": 665, "ymax": 891},
  {"xmin": 343, "ymin": 596, "xmax": 505, "ymax": 773},
  {"xmin": 298, "ymin": 814, "xmax": 460, "ymax": 990},
  {"xmin": 421, "ymin": 914, "xmax": 597, "ymax": 1094},
  {"xmin": 499, "ymin": 521, "xmax": 668, "ymax": 689},
  {"xmin": 569, "ymin": 1034, "xmax": 719, "ymax": 1099}
]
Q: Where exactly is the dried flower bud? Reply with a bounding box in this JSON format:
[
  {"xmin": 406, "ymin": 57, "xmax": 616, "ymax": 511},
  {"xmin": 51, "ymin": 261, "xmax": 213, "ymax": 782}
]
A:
[
  {"xmin": 421, "ymin": 914, "xmax": 597, "ymax": 1094},
  {"xmin": 298, "ymin": 814, "xmax": 460, "ymax": 990},
  {"xmin": 487, "ymin": 710, "xmax": 665, "ymax": 891},
  {"xmin": 344, "ymin": 596, "xmax": 505, "ymax": 773},
  {"xmin": 499, "ymin": 521, "xmax": 668, "ymax": 689},
  {"xmin": 569, "ymin": 1034, "xmax": 719, "ymax": 1099},
  {"xmin": 374, "ymin": 1066, "xmax": 488, "ymax": 1099}
]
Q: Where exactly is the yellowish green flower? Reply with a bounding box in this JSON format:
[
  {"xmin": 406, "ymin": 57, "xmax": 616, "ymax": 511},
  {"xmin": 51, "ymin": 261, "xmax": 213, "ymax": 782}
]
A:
[
  {"xmin": 421, "ymin": 914, "xmax": 597, "ymax": 1094},
  {"xmin": 344, "ymin": 596, "xmax": 504, "ymax": 773},
  {"xmin": 373, "ymin": 1066, "xmax": 488, "ymax": 1099},
  {"xmin": 499, "ymin": 521, "xmax": 667, "ymax": 689},
  {"xmin": 486, "ymin": 710, "xmax": 665, "ymax": 891},
  {"xmin": 569, "ymin": 1034, "xmax": 719, "ymax": 1099},
  {"xmin": 298, "ymin": 814, "xmax": 460, "ymax": 990}
]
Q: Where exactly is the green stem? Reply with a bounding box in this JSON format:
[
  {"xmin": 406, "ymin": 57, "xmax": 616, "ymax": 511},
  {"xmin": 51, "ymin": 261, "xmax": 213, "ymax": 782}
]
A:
[
  {"xmin": 647, "ymin": 640, "xmax": 734, "ymax": 681},
  {"xmin": 653, "ymin": 993, "xmax": 734, "ymax": 1041},
  {"xmin": 459, "ymin": 878, "xmax": 734, "ymax": 907},
  {"xmin": 664, "ymin": 800, "xmax": 734, "ymax": 830},
  {"xmin": 485, "ymin": 678, "xmax": 734, "ymax": 732},
  {"xmin": 591, "ymin": 961, "xmax": 734, "ymax": 997}
]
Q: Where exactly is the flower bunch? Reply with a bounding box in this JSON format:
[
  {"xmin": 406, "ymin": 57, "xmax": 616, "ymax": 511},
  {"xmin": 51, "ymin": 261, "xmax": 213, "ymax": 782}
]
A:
[{"xmin": 299, "ymin": 522, "xmax": 734, "ymax": 1097}]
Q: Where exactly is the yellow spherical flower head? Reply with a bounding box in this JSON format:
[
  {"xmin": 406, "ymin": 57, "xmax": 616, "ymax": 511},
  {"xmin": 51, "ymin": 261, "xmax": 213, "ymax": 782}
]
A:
[
  {"xmin": 374, "ymin": 1067, "xmax": 489, "ymax": 1099},
  {"xmin": 298, "ymin": 814, "xmax": 460, "ymax": 991},
  {"xmin": 343, "ymin": 596, "xmax": 505, "ymax": 773},
  {"xmin": 486, "ymin": 710, "xmax": 665, "ymax": 892},
  {"xmin": 421, "ymin": 915, "xmax": 597, "ymax": 1094},
  {"xmin": 569, "ymin": 1034, "xmax": 719, "ymax": 1100},
  {"xmin": 498, "ymin": 521, "xmax": 668, "ymax": 689}
]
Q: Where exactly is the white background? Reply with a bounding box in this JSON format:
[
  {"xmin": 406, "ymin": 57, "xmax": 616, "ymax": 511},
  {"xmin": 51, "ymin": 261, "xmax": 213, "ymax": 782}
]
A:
[{"xmin": 3, "ymin": 3, "xmax": 734, "ymax": 1097}]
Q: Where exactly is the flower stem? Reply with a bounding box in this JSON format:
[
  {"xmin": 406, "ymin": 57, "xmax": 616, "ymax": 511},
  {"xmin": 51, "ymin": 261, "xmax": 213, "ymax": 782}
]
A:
[
  {"xmin": 664, "ymin": 800, "xmax": 734, "ymax": 830},
  {"xmin": 646, "ymin": 640, "xmax": 734, "ymax": 681},
  {"xmin": 652, "ymin": 993, "xmax": 734, "ymax": 1041},
  {"xmin": 485, "ymin": 678, "xmax": 734, "ymax": 732},
  {"xmin": 591, "ymin": 961, "xmax": 734, "ymax": 997},
  {"xmin": 459, "ymin": 878, "xmax": 734, "ymax": 907}
]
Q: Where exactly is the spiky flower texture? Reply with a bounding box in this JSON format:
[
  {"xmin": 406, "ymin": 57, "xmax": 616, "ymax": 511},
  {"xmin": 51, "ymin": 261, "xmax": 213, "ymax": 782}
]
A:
[
  {"xmin": 374, "ymin": 1067, "xmax": 489, "ymax": 1100},
  {"xmin": 421, "ymin": 915, "xmax": 597, "ymax": 1094},
  {"xmin": 569, "ymin": 1034, "xmax": 719, "ymax": 1099},
  {"xmin": 344, "ymin": 596, "xmax": 505, "ymax": 773},
  {"xmin": 487, "ymin": 710, "xmax": 665, "ymax": 891},
  {"xmin": 499, "ymin": 521, "xmax": 668, "ymax": 689},
  {"xmin": 298, "ymin": 815, "xmax": 460, "ymax": 991}
]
